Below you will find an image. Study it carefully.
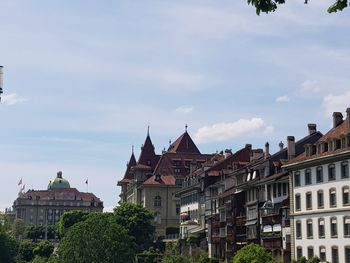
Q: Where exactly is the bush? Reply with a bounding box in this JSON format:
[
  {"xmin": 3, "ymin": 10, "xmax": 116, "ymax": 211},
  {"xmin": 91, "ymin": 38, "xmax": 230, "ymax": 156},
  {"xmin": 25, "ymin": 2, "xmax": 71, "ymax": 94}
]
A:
[
  {"xmin": 33, "ymin": 241, "xmax": 54, "ymax": 258},
  {"xmin": 232, "ymin": 244, "xmax": 273, "ymax": 263}
]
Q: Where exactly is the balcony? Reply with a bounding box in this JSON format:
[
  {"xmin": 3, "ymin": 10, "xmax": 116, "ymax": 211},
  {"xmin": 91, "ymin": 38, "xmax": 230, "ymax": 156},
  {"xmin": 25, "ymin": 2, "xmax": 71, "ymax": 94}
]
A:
[
  {"xmin": 261, "ymin": 231, "xmax": 281, "ymax": 239},
  {"xmin": 235, "ymin": 216, "xmax": 246, "ymax": 226},
  {"xmin": 262, "ymin": 238, "xmax": 282, "ymax": 249},
  {"xmin": 211, "ymin": 236, "xmax": 220, "ymax": 243}
]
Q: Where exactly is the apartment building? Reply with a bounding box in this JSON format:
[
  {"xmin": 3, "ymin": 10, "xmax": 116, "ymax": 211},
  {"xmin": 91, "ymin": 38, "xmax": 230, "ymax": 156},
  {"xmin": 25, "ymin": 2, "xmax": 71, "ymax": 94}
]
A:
[{"xmin": 284, "ymin": 108, "xmax": 350, "ymax": 263}]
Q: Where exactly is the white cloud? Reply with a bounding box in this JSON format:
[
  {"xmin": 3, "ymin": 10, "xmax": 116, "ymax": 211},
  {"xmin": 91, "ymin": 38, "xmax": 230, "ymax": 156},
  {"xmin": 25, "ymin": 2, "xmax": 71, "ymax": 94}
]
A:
[
  {"xmin": 301, "ymin": 80, "xmax": 321, "ymax": 94},
  {"xmin": 1, "ymin": 93, "xmax": 28, "ymax": 106},
  {"xmin": 194, "ymin": 118, "xmax": 273, "ymax": 144},
  {"xmin": 175, "ymin": 106, "xmax": 194, "ymax": 114},
  {"xmin": 323, "ymin": 91, "xmax": 350, "ymax": 117},
  {"xmin": 276, "ymin": 95, "xmax": 290, "ymax": 103}
]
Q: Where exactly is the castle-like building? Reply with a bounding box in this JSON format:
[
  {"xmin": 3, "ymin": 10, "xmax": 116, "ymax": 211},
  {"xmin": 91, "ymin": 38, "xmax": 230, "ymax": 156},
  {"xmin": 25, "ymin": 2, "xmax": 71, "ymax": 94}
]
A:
[{"xmin": 118, "ymin": 128, "xmax": 213, "ymax": 237}]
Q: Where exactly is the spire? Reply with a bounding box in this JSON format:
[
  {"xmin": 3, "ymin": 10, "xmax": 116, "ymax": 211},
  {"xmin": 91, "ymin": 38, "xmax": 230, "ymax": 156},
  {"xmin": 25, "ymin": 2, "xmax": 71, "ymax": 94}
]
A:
[
  {"xmin": 138, "ymin": 129, "xmax": 159, "ymax": 170},
  {"xmin": 147, "ymin": 125, "xmax": 150, "ymax": 136},
  {"xmin": 122, "ymin": 147, "xmax": 137, "ymax": 180}
]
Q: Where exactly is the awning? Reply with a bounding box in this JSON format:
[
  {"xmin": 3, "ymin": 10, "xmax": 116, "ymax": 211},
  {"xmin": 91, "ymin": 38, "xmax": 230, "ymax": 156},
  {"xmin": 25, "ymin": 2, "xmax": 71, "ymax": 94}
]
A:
[
  {"xmin": 180, "ymin": 211, "xmax": 188, "ymax": 216},
  {"xmin": 273, "ymin": 224, "xmax": 281, "ymax": 232},
  {"xmin": 245, "ymin": 220, "xmax": 257, "ymax": 226},
  {"xmin": 263, "ymin": 225, "xmax": 273, "ymax": 233}
]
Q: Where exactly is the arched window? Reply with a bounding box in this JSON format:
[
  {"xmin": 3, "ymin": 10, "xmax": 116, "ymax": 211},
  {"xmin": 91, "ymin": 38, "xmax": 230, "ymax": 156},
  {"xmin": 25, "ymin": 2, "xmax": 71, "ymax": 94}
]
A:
[
  {"xmin": 318, "ymin": 218, "xmax": 325, "ymax": 238},
  {"xmin": 307, "ymin": 246, "xmax": 314, "ymax": 259},
  {"xmin": 319, "ymin": 246, "xmax": 326, "ymax": 261},
  {"xmin": 344, "ymin": 216, "xmax": 350, "ymax": 237},
  {"xmin": 332, "ymin": 246, "xmax": 339, "ymax": 263},
  {"xmin": 341, "ymin": 161, "xmax": 349, "ymax": 179},
  {"xmin": 307, "ymin": 219, "xmax": 313, "ymax": 239},
  {"xmin": 306, "ymin": 192, "xmax": 312, "ymax": 210},
  {"xmin": 316, "ymin": 166, "xmax": 323, "ymax": 183},
  {"xmin": 297, "ymin": 246, "xmax": 303, "ymax": 259},
  {"xmin": 296, "ymin": 220, "xmax": 302, "ymax": 239},
  {"xmin": 295, "ymin": 194, "xmax": 301, "ymax": 211},
  {"xmin": 330, "ymin": 188, "xmax": 337, "ymax": 207},
  {"xmin": 331, "ymin": 217, "xmax": 338, "ymax": 238},
  {"xmin": 305, "ymin": 169, "xmax": 312, "ymax": 185},
  {"xmin": 343, "ymin": 186, "xmax": 350, "ymax": 206},
  {"xmin": 328, "ymin": 164, "xmax": 336, "ymax": 181},
  {"xmin": 154, "ymin": 195, "xmax": 161, "ymax": 207},
  {"xmin": 345, "ymin": 245, "xmax": 350, "ymax": 263},
  {"xmin": 317, "ymin": 190, "xmax": 324, "ymax": 209}
]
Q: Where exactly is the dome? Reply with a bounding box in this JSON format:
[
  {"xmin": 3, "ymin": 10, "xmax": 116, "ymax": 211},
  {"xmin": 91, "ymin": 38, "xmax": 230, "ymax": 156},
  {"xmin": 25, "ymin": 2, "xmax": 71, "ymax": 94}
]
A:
[{"xmin": 48, "ymin": 171, "xmax": 71, "ymax": 190}]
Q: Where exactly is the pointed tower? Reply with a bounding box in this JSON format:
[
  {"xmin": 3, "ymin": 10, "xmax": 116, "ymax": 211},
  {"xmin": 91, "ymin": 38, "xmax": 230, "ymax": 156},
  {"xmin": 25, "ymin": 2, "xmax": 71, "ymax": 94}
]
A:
[
  {"xmin": 168, "ymin": 127, "xmax": 200, "ymax": 154},
  {"xmin": 124, "ymin": 147, "xmax": 137, "ymax": 180},
  {"xmin": 138, "ymin": 127, "xmax": 160, "ymax": 170}
]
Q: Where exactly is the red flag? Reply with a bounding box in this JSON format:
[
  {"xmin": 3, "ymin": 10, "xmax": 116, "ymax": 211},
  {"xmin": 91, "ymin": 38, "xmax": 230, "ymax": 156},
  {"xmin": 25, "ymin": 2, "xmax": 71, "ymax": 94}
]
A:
[{"xmin": 18, "ymin": 178, "xmax": 22, "ymax": 186}]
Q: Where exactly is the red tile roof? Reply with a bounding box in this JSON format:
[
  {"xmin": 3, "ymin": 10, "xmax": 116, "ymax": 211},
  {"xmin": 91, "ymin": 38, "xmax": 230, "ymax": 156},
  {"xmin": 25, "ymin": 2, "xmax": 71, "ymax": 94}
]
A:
[
  {"xmin": 22, "ymin": 188, "xmax": 102, "ymax": 202},
  {"xmin": 168, "ymin": 132, "xmax": 200, "ymax": 154},
  {"xmin": 142, "ymin": 175, "xmax": 176, "ymax": 186},
  {"xmin": 138, "ymin": 134, "xmax": 160, "ymax": 170},
  {"xmin": 319, "ymin": 118, "xmax": 348, "ymax": 142}
]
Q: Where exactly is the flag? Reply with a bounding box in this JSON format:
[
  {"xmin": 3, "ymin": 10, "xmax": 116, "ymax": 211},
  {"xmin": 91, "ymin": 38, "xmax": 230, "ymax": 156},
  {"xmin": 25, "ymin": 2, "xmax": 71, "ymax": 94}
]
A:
[
  {"xmin": 21, "ymin": 184, "xmax": 25, "ymax": 192},
  {"xmin": 18, "ymin": 178, "xmax": 22, "ymax": 186},
  {"xmin": 85, "ymin": 179, "xmax": 88, "ymax": 184}
]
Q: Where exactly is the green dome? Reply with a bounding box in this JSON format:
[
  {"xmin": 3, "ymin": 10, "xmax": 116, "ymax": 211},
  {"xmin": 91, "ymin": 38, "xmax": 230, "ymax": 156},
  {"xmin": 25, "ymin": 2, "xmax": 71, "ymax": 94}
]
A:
[{"xmin": 48, "ymin": 171, "xmax": 70, "ymax": 190}]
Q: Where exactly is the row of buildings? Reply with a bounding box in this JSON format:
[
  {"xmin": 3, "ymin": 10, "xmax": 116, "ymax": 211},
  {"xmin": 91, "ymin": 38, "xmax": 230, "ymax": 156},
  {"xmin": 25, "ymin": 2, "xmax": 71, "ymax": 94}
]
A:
[{"xmin": 118, "ymin": 108, "xmax": 350, "ymax": 263}]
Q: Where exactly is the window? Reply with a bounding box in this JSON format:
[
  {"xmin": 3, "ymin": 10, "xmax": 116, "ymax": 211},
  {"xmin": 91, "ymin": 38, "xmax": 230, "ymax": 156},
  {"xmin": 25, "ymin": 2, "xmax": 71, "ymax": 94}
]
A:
[
  {"xmin": 176, "ymin": 204, "xmax": 180, "ymax": 215},
  {"xmin": 297, "ymin": 247, "xmax": 303, "ymax": 259},
  {"xmin": 332, "ymin": 246, "xmax": 339, "ymax": 263},
  {"xmin": 318, "ymin": 218, "xmax": 325, "ymax": 238},
  {"xmin": 305, "ymin": 169, "xmax": 312, "ymax": 185},
  {"xmin": 317, "ymin": 190, "xmax": 324, "ymax": 208},
  {"xmin": 307, "ymin": 246, "xmax": 314, "ymax": 259},
  {"xmin": 329, "ymin": 164, "xmax": 336, "ymax": 181},
  {"xmin": 342, "ymin": 161, "xmax": 349, "ymax": 179},
  {"xmin": 307, "ymin": 219, "xmax": 313, "ymax": 239},
  {"xmin": 330, "ymin": 188, "xmax": 337, "ymax": 207},
  {"xmin": 295, "ymin": 194, "xmax": 301, "ymax": 211},
  {"xmin": 343, "ymin": 186, "xmax": 350, "ymax": 206},
  {"xmin": 306, "ymin": 192, "xmax": 312, "ymax": 210},
  {"xmin": 319, "ymin": 246, "xmax": 326, "ymax": 261},
  {"xmin": 295, "ymin": 171, "xmax": 301, "ymax": 187},
  {"xmin": 296, "ymin": 220, "xmax": 302, "ymax": 239},
  {"xmin": 282, "ymin": 183, "xmax": 287, "ymax": 196},
  {"xmin": 273, "ymin": 184, "xmax": 277, "ymax": 197},
  {"xmin": 345, "ymin": 246, "xmax": 350, "ymax": 263},
  {"xmin": 154, "ymin": 196, "xmax": 161, "ymax": 207},
  {"xmin": 344, "ymin": 216, "xmax": 350, "ymax": 237},
  {"xmin": 316, "ymin": 166, "xmax": 323, "ymax": 183},
  {"xmin": 331, "ymin": 217, "xmax": 338, "ymax": 238},
  {"xmin": 278, "ymin": 183, "xmax": 282, "ymax": 196}
]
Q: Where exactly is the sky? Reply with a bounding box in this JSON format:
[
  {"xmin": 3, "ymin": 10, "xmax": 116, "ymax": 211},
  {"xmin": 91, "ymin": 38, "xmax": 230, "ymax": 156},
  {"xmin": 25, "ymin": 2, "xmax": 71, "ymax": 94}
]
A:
[{"xmin": 1, "ymin": 0, "xmax": 350, "ymax": 212}]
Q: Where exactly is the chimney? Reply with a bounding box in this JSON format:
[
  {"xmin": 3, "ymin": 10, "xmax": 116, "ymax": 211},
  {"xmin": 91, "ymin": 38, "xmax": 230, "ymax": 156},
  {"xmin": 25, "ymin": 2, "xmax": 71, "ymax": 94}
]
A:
[
  {"xmin": 347, "ymin": 108, "xmax": 350, "ymax": 133},
  {"xmin": 287, "ymin": 136, "xmax": 295, "ymax": 160},
  {"xmin": 333, "ymin": 112, "xmax": 343, "ymax": 128},
  {"xmin": 245, "ymin": 144, "xmax": 252, "ymax": 150},
  {"xmin": 265, "ymin": 142, "xmax": 269, "ymax": 159},
  {"xmin": 224, "ymin": 149, "xmax": 232, "ymax": 158},
  {"xmin": 308, "ymin": 123, "xmax": 317, "ymax": 135},
  {"xmin": 279, "ymin": 141, "xmax": 284, "ymax": 151},
  {"xmin": 0, "ymin": 66, "xmax": 3, "ymax": 102}
]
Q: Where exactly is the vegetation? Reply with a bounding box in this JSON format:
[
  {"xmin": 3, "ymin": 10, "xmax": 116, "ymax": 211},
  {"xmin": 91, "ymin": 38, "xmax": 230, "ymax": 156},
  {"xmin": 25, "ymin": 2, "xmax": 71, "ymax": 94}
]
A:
[
  {"xmin": 59, "ymin": 213, "xmax": 135, "ymax": 263},
  {"xmin": 57, "ymin": 210, "xmax": 90, "ymax": 237},
  {"xmin": 232, "ymin": 243, "xmax": 273, "ymax": 263},
  {"xmin": 247, "ymin": 0, "xmax": 348, "ymax": 15},
  {"xmin": 114, "ymin": 202, "xmax": 155, "ymax": 252},
  {"xmin": 292, "ymin": 257, "xmax": 320, "ymax": 263},
  {"xmin": 0, "ymin": 226, "xmax": 18, "ymax": 263}
]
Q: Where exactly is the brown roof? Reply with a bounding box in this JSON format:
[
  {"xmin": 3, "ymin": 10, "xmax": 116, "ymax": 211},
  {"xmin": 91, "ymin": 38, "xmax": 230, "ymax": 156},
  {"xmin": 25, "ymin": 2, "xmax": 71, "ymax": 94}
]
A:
[
  {"xmin": 168, "ymin": 131, "xmax": 200, "ymax": 154},
  {"xmin": 132, "ymin": 163, "xmax": 152, "ymax": 170},
  {"xmin": 319, "ymin": 118, "xmax": 348, "ymax": 142},
  {"xmin": 22, "ymin": 188, "xmax": 102, "ymax": 202},
  {"xmin": 122, "ymin": 151, "xmax": 137, "ymax": 180},
  {"xmin": 138, "ymin": 133, "xmax": 160, "ymax": 170},
  {"xmin": 142, "ymin": 175, "xmax": 176, "ymax": 186}
]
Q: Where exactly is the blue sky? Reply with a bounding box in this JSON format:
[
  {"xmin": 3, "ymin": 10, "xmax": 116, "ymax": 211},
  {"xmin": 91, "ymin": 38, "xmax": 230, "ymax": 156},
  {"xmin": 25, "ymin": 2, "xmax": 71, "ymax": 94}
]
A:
[{"xmin": 1, "ymin": 0, "xmax": 350, "ymax": 211}]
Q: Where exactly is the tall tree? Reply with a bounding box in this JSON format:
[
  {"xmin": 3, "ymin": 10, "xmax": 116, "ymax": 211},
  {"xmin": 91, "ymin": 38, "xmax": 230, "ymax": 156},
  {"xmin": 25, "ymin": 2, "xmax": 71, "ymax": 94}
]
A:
[
  {"xmin": 114, "ymin": 202, "xmax": 155, "ymax": 252},
  {"xmin": 12, "ymin": 218, "xmax": 26, "ymax": 239},
  {"xmin": 0, "ymin": 227, "xmax": 18, "ymax": 263},
  {"xmin": 57, "ymin": 210, "xmax": 90, "ymax": 237},
  {"xmin": 59, "ymin": 213, "xmax": 135, "ymax": 263},
  {"xmin": 247, "ymin": 0, "xmax": 348, "ymax": 15}
]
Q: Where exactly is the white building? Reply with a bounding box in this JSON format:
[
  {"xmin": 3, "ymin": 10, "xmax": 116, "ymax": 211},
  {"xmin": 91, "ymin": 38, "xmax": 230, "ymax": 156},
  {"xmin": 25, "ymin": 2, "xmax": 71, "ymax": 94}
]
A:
[{"xmin": 284, "ymin": 108, "xmax": 350, "ymax": 263}]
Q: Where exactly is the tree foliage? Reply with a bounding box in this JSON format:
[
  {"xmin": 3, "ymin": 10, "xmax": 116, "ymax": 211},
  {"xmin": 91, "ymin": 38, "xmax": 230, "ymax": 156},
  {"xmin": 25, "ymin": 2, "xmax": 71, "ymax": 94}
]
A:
[
  {"xmin": 57, "ymin": 210, "xmax": 90, "ymax": 237},
  {"xmin": 114, "ymin": 202, "xmax": 155, "ymax": 251},
  {"xmin": 232, "ymin": 244, "xmax": 273, "ymax": 263},
  {"xmin": 33, "ymin": 241, "xmax": 55, "ymax": 258},
  {"xmin": 58, "ymin": 213, "xmax": 136, "ymax": 263},
  {"xmin": 292, "ymin": 256, "xmax": 320, "ymax": 263},
  {"xmin": 26, "ymin": 225, "xmax": 45, "ymax": 241},
  {"xmin": 0, "ymin": 227, "xmax": 18, "ymax": 263},
  {"xmin": 12, "ymin": 218, "xmax": 26, "ymax": 239},
  {"xmin": 247, "ymin": 0, "xmax": 348, "ymax": 15}
]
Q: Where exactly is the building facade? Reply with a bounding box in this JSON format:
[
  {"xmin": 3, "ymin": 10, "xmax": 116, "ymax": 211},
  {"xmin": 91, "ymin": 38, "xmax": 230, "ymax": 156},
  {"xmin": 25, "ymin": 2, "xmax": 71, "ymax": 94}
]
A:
[
  {"xmin": 13, "ymin": 171, "xmax": 103, "ymax": 226},
  {"xmin": 285, "ymin": 109, "xmax": 350, "ymax": 263}
]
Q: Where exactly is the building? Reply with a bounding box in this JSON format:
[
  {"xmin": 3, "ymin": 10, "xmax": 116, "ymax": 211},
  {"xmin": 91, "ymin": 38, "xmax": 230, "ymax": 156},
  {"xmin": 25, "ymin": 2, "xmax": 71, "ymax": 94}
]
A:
[
  {"xmin": 210, "ymin": 124, "xmax": 322, "ymax": 262},
  {"xmin": 284, "ymin": 108, "xmax": 350, "ymax": 263},
  {"xmin": 13, "ymin": 171, "xmax": 103, "ymax": 226},
  {"xmin": 118, "ymin": 128, "xmax": 213, "ymax": 237}
]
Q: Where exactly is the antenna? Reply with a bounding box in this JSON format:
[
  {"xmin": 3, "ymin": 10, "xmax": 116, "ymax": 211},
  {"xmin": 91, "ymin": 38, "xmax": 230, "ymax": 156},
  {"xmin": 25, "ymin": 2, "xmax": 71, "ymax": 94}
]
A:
[{"xmin": 0, "ymin": 66, "xmax": 3, "ymax": 102}]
